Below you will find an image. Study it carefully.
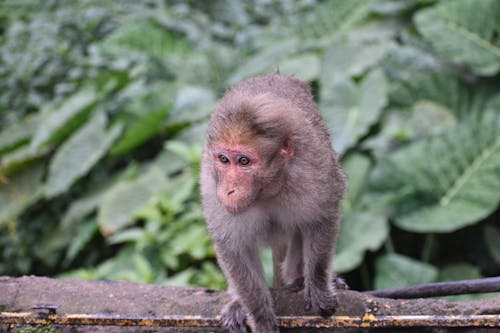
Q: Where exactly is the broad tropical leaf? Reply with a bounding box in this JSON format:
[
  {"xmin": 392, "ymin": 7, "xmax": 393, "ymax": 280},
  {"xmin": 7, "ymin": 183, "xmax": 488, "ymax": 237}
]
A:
[
  {"xmin": 228, "ymin": 39, "xmax": 299, "ymax": 85},
  {"xmin": 322, "ymin": 41, "xmax": 389, "ymax": 79},
  {"xmin": 335, "ymin": 154, "xmax": 388, "ymax": 273},
  {"xmin": 0, "ymin": 113, "xmax": 41, "ymax": 155},
  {"xmin": 363, "ymin": 106, "xmax": 457, "ymax": 158},
  {"xmin": 110, "ymin": 106, "xmax": 171, "ymax": 155},
  {"xmin": 100, "ymin": 20, "xmax": 193, "ymax": 59},
  {"xmin": 0, "ymin": 163, "xmax": 44, "ymax": 223},
  {"xmin": 391, "ymin": 72, "xmax": 497, "ymax": 119},
  {"xmin": 342, "ymin": 153, "xmax": 372, "ymax": 210},
  {"xmin": 31, "ymin": 89, "xmax": 97, "ymax": 150},
  {"xmin": 375, "ymin": 254, "xmax": 438, "ymax": 289},
  {"xmin": 334, "ymin": 211, "xmax": 388, "ymax": 273},
  {"xmin": 97, "ymin": 167, "xmax": 168, "ymax": 235},
  {"xmin": 415, "ymin": 0, "xmax": 500, "ymax": 76},
  {"xmin": 371, "ymin": 111, "xmax": 500, "ymax": 232},
  {"xmin": 1, "ymin": 144, "xmax": 50, "ymax": 175},
  {"xmin": 321, "ymin": 69, "xmax": 388, "ymax": 154},
  {"xmin": 294, "ymin": 0, "xmax": 374, "ymax": 42},
  {"xmin": 279, "ymin": 53, "xmax": 320, "ymax": 82},
  {"xmin": 168, "ymin": 86, "xmax": 215, "ymax": 125},
  {"xmin": 44, "ymin": 113, "xmax": 122, "ymax": 198}
]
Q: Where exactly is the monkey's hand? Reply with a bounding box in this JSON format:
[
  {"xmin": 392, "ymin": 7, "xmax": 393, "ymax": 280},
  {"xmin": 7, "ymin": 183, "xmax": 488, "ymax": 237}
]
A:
[
  {"xmin": 304, "ymin": 282, "xmax": 338, "ymax": 318},
  {"xmin": 221, "ymin": 300, "xmax": 248, "ymax": 333}
]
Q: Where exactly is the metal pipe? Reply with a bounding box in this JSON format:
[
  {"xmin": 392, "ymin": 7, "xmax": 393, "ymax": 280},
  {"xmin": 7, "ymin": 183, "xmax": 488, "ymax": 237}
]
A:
[{"xmin": 365, "ymin": 277, "xmax": 500, "ymax": 299}]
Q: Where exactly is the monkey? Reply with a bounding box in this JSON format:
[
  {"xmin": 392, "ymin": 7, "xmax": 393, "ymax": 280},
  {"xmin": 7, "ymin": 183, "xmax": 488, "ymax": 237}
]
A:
[{"xmin": 200, "ymin": 73, "xmax": 346, "ymax": 333}]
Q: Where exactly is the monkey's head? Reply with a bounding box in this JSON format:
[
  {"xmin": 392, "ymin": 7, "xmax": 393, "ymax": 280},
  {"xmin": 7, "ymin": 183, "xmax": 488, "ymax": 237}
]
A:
[{"xmin": 206, "ymin": 94, "xmax": 296, "ymax": 214}]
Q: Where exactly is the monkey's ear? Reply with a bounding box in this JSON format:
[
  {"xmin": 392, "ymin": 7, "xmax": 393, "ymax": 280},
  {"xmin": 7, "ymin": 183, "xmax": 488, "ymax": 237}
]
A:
[{"xmin": 280, "ymin": 138, "xmax": 294, "ymax": 159}]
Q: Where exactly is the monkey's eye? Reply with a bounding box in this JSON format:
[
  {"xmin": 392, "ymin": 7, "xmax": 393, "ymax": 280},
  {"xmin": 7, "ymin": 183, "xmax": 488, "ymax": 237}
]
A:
[
  {"xmin": 238, "ymin": 156, "xmax": 251, "ymax": 166},
  {"xmin": 218, "ymin": 154, "xmax": 229, "ymax": 164}
]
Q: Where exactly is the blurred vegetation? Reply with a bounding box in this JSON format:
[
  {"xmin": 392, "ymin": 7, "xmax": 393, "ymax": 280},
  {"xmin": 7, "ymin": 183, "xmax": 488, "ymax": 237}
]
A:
[{"xmin": 0, "ymin": 0, "xmax": 499, "ymax": 294}]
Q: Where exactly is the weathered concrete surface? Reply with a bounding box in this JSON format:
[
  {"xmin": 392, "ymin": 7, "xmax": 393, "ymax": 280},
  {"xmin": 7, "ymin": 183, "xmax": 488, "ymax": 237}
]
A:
[{"xmin": 1, "ymin": 276, "xmax": 499, "ymax": 332}]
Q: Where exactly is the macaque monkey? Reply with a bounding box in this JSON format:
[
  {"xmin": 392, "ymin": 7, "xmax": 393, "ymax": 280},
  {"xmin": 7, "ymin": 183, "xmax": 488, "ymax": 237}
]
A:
[{"xmin": 200, "ymin": 73, "xmax": 346, "ymax": 333}]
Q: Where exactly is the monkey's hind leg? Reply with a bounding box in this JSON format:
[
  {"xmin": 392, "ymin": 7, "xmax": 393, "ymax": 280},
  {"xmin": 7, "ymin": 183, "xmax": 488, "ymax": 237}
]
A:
[
  {"xmin": 301, "ymin": 222, "xmax": 339, "ymax": 317},
  {"xmin": 221, "ymin": 299, "xmax": 248, "ymax": 333}
]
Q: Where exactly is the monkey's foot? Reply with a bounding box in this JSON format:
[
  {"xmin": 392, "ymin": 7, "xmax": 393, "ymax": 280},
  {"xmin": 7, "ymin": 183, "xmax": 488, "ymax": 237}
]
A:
[
  {"xmin": 283, "ymin": 275, "xmax": 348, "ymax": 293},
  {"xmin": 304, "ymin": 285, "xmax": 338, "ymax": 318},
  {"xmin": 221, "ymin": 300, "xmax": 248, "ymax": 333},
  {"xmin": 249, "ymin": 311, "xmax": 280, "ymax": 333}
]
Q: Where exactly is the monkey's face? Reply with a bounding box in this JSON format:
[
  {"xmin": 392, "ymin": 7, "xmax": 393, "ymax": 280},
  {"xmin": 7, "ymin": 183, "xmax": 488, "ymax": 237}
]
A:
[
  {"xmin": 212, "ymin": 143, "xmax": 262, "ymax": 214},
  {"xmin": 210, "ymin": 137, "xmax": 294, "ymax": 215}
]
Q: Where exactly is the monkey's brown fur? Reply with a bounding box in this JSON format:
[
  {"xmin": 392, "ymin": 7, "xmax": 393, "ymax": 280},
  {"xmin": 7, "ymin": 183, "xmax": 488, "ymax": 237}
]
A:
[{"xmin": 200, "ymin": 73, "xmax": 346, "ymax": 333}]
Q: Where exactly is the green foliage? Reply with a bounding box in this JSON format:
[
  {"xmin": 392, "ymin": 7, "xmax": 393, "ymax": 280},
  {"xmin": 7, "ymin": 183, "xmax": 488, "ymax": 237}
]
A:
[
  {"xmin": 0, "ymin": 0, "xmax": 499, "ymax": 292},
  {"xmin": 375, "ymin": 254, "xmax": 438, "ymax": 289},
  {"xmin": 415, "ymin": 0, "xmax": 500, "ymax": 76},
  {"xmin": 371, "ymin": 111, "xmax": 500, "ymax": 233},
  {"xmin": 44, "ymin": 113, "xmax": 122, "ymax": 198}
]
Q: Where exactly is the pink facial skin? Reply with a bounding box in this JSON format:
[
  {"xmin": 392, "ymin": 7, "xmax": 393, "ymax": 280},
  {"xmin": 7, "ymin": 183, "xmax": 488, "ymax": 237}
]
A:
[{"xmin": 212, "ymin": 144, "xmax": 262, "ymax": 214}]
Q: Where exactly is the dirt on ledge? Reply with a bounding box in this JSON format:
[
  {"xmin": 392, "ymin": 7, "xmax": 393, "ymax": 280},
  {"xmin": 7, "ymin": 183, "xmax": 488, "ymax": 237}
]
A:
[{"xmin": 1, "ymin": 276, "xmax": 499, "ymax": 332}]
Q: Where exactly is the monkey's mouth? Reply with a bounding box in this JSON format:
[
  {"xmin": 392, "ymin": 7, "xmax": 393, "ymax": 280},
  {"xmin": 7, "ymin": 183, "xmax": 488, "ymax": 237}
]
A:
[
  {"xmin": 218, "ymin": 188, "xmax": 256, "ymax": 215},
  {"xmin": 224, "ymin": 204, "xmax": 250, "ymax": 215}
]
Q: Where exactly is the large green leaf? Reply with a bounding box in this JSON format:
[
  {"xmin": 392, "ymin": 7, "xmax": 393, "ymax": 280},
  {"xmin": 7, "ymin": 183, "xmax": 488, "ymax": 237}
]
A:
[
  {"xmin": 44, "ymin": 113, "xmax": 122, "ymax": 198},
  {"xmin": 321, "ymin": 41, "xmax": 389, "ymax": 79},
  {"xmin": 168, "ymin": 86, "xmax": 215, "ymax": 125},
  {"xmin": 30, "ymin": 89, "xmax": 97, "ymax": 150},
  {"xmin": 371, "ymin": 111, "xmax": 500, "ymax": 233},
  {"xmin": 279, "ymin": 53, "xmax": 320, "ymax": 82},
  {"xmin": 321, "ymin": 69, "xmax": 388, "ymax": 154},
  {"xmin": 294, "ymin": 0, "xmax": 374, "ymax": 43},
  {"xmin": 100, "ymin": 20, "xmax": 193, "ymax": 59},
  {"xmin": 334, "ymin": 154, "xmax": 388, "ymax": 273},
  {"xmin": 97, "ymin": 167, "xmax": 168, "ymax": 235},
  {"xmin": 228, "ymin": 39, "xmax": 299, "ymax": 85},
  {"xmin": 375, "ymin": 254, "xmax": 438, "ymax": 289},
  {"xmin": 61, "ymin": 189, "xmax": 107, "ymax": 229},
  {"xmin": 0, "ymin": 113, "xmax": 41, "ymax": 155},
  {"xmin": 110, "ymin": 105, "xmax": 171, "ymax": 155},
  {"xmin": 0, "ymin": 163, "xmax": 44, "ymax": 223},
  {"xmin": 334, "ymin": 211, "xmax": 388, "ymax": 273},
  {"xmin": 363, "ymin": 106, "xmax": 457, "ymax": 158},
  {"xmin": 390, "ymin": 72, "xmax": 497, "ymax": 119},
  {"xmin": 342, "ymin": 153, "xmax": 372, "ymax": 211},
  {"xmin": 1, "ymin": 144, "xmax": 50, "ymax": 175},
  {"xmin": 415, "ymin": 0, "xmax": 500, "ymax": 76}
]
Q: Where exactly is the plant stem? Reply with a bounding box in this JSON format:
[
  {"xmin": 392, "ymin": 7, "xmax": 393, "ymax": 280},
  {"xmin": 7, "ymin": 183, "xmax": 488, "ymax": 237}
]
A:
[{"xmin": 422, "ymin": 234, "xmax": 435, "ymax": 263}]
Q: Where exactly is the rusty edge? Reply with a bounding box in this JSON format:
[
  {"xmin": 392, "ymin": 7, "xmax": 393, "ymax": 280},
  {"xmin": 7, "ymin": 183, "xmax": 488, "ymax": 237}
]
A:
[{"xmin": 1, "ymin": 312, "xmax": 499, "ymax": 328}]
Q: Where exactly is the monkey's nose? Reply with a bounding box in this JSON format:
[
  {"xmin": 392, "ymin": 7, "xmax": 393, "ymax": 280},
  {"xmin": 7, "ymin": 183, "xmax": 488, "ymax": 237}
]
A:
[{"xmin": 227, "ymin": 189, "xmax": 235, "ymax": 196}]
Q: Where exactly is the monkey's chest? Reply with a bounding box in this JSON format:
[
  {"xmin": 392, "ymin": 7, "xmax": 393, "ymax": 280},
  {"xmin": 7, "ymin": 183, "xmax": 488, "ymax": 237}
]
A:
[{"xmin": 253, "ymin": 215, "xmax": 291, "ymax": 245}]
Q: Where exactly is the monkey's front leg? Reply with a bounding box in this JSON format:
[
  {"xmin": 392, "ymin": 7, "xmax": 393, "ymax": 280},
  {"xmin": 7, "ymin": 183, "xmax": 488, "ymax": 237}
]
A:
[
  {"xmin": 301, "ymin": 221, "xmax": 339, "ymax": 317},
  {"xmin": 215, "ymin": 242, "xmax": 279, "ymax": 333}
]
